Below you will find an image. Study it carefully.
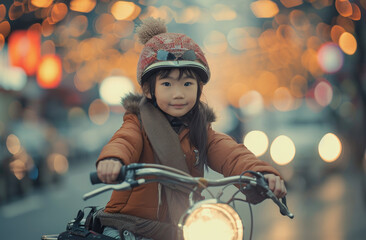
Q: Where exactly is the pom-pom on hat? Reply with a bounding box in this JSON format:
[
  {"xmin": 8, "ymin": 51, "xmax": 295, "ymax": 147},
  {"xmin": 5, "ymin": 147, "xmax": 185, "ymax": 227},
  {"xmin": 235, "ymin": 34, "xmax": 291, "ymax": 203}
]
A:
[{"xmin": 136, "ymin": 17, "xmax": 210, "ymax": 85}]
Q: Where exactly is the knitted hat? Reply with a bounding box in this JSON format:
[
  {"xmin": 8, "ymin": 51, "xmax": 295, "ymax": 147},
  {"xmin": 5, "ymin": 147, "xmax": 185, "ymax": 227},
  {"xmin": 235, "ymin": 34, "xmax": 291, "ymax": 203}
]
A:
[{"xmin": 136, "ymin": 17, "xmax": 210, "ymax": 85}]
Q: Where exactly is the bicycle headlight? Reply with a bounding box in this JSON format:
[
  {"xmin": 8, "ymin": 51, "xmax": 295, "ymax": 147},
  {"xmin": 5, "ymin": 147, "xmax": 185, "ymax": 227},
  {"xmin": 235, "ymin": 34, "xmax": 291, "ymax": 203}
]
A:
[{"xmin": 180, "ymin": 200, "xmax": 243, "ymax": 240}]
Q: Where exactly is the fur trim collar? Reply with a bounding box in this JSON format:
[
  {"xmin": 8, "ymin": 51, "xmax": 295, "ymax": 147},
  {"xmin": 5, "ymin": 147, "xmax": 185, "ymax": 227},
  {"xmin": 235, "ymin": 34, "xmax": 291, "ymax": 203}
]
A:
[{"xmin": 121, "ymin": 93, "xmax": 216, "ymax": 123}]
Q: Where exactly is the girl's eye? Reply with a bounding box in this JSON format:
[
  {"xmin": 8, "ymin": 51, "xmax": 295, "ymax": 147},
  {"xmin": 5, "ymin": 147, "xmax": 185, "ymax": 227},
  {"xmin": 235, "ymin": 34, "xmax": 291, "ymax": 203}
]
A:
[
  {"xmin": 162, "ymin": 82, "xmax": 171, "ymax": 86},
  {"xmin": 184, "ymin": 82, "xmax": 193, "ymax": 86}
]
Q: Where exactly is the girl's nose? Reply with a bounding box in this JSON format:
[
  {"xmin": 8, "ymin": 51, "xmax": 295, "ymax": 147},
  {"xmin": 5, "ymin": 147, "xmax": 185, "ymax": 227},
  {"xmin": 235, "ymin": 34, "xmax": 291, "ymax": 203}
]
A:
[{"xmin": 173, "ymin": 86, "xmax": 184, "ymax": 98}]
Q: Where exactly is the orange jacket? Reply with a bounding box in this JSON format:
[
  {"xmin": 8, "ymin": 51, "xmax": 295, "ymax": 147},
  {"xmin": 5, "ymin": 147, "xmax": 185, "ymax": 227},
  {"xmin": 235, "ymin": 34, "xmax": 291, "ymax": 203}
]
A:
[{"xmin": 97, "ymin": 96, "xmax": 281, "ymax": 221}]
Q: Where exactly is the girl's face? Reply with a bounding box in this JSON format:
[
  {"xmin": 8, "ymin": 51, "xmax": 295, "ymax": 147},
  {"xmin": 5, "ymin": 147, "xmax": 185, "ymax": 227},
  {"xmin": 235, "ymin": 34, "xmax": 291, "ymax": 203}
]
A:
[{"xmin": 148, "ymin": 69, "xmax": 199, "ymax": 117}]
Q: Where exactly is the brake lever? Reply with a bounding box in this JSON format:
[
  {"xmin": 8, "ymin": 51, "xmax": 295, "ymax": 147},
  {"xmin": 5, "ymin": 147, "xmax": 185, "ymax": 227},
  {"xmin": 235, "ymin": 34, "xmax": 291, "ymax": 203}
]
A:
[{"xmin": 251, "ymin": 172, "xmax": 294, "ymax": 219}]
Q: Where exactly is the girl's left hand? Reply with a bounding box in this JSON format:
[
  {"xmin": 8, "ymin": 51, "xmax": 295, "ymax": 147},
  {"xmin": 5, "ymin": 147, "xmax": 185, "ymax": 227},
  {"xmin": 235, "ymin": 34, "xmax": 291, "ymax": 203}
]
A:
[{"xmin": 263, "ymin": 174, "xmax": 287, "ymax": 199}]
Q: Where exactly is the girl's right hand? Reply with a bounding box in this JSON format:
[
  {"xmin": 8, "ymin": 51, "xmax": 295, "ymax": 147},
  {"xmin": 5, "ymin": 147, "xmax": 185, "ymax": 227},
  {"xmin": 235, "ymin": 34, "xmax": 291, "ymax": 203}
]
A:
[{"xmin": 97, "ymin": 159, "xmax": 123, "ymax": 184}]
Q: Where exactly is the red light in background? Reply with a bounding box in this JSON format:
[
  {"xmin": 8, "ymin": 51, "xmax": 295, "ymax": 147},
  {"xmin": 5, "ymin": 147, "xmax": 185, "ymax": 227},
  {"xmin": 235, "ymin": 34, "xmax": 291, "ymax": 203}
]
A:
[
  {"xmin": 37, "ymin": 54, "xmax": 62, "ymax": 89},
  {"xmin": 8, "ymin": 30, "xmax": 41, "ymax": 76}
]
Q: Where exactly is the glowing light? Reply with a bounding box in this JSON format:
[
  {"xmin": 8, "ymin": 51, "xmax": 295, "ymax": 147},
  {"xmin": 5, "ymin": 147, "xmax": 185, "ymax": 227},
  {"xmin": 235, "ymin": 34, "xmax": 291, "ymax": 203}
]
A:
[
  {"xmin": 244, "ymin": 131, "xmax": 269, "ymax": 157},
  {"xmin": 0, "ymin": 21, "xmax": 11, "ymax": 38},
  {"xmin": 47, "ymin": 153, "xmax": 69, "ymax": 174},
  {"xmin": 250, "ymin": 0, "xmax": 279, "ymax": 18},
  {"xmin": 68, "ymin": 107, "xmax": 87, "ymax": 122},
  {"xmin": 349, "ymin": 3, "xmax": 361, "ymax": 21},
  {"xmin": 319, "ymin": 133, "xmax": 342, "ymax": 162},
  {"xmin": 37, "ymin": 55, "xmax": 62, "ymax": 89},
  {"xmin": 317, "ymin": 43, "xmax": 344, "ymax": 73},
  {"xmin": 99, "ymin": 76, "xmax": 135, "ymax": 105},
  {"xmin": 203, "ymin": 31, "xmax": 227, "ymax": 54},
  {"xmin": 211, "ymin": 4, "xmax": 237, "ymax": 21},
  {"xmin": 41, "ymin": 40, "xmax": 56, "ymax": 55},
  {"xmin": 289, "ymin": 10, "xmax": 310, "ymax": 31},
  {"xmin": 8, "ymin": 30, "xmax": 41, "ymax": 76},
  {"xmin": 70, "ymin": 0, "xmax": 96, "ymax": 13},
  {"xmin": 69, "ymin": 15, "xmax": 88, "ymax": 37},
  {"xmin": 290, "ymin": 75, "xmax": 307, "ymax": 98},
  {"xmin": 74, "ymin": 74, "xmax": 94, "ymax": 92},
  {"xmin": 314, "ymin": 80, "xmax": 333, "ymax": 107},
  {"xmin": 175, "ymin": 6, "xmax": 201, "ymax": 24},
  {"xmin": 0, "ymin": 66, "xmax": 27, "ymax": 91},
  {"xmin": 95, "ymin": 13, "xmax": 115, "ymax": 34},
  {"xmin": 270, "ymin": 135, "xmax": 296, "ymax": 165},
  {"xmin": 330, "ymin": 25, "xmax": 345, "ymax": 44},
  {"xmin": 50, "ymin": 3, "xmax": 68, "ymax": 23},
  {"xmin": 6, "ymin": 134, "xmax": 21, "ymax": 155},
  {"xmin": 41, "ymin": 18, "xmax": 54, "ymax": 37},
  {"xmin": 0, "ymin": 4, "xmax": 6, "ymax": 22},
  {"xmin": 9, "ymin": 2, "xmax": 24, "ymax": 20},
  {"xmin": 0, "ymin": 34, "xmax": 4, "ymax": 50},
  {"xmin": 226, "ymin": 82, "xmax": 249, "ymax": 107},
  {"xmin": 280, "ymin": 0, "xmax": 303, "ymax": 8},
  {"xmin": 183, "ymin": 203, "xmax": 243, "ymax": 240},
  {"xmin": 9, "ymin": 159, "xmax": 26, "ymax": 180},
  {"xmin": 335, "ymin": 0, "xmax": 353, "ymax": 17},
  {"xmin": 227, "ymin": 28, "xmax": 257, "ymax": 51},
  {"xmin": 31, "ymin": 0, "xmax": 53, "ymax": 8},
  {"xmin": 273, "ymin": 87, "xmax": 294, "ymax": 112},
  {"xmin": 239, "ymin": 91, "xmax": 264, "ymax": 116},
  {"xmin": 111, "ymin": 1, "xmax": 141, "ymax": 21},
  {"xmin": 89, "ymin": 99, "xmax": 110, "ymax": 125},
  {"xmin": 339, "ymin": 32, "xmax": 357, "ymax": 55},
  {"xmin": 113, "ymin": 20, "xmax": 134, "ymax": 38}
]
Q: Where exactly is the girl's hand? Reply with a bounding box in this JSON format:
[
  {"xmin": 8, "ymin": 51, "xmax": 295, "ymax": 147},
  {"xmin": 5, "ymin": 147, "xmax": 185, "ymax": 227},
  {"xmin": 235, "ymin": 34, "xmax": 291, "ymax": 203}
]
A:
[
  {"xmin": 264, "ymin": 174, "xmax": 287, "ymax": 199},
  {"xmin": 97, "ymin": 159, "xmax": 123, "ymax": 184}
]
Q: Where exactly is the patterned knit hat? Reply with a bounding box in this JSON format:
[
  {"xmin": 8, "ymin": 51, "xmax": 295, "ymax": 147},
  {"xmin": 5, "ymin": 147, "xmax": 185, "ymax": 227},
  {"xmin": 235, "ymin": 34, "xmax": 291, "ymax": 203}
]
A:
[{"xmin": 136, "ymin": 17, "xmax": 210, "ymax": 85}]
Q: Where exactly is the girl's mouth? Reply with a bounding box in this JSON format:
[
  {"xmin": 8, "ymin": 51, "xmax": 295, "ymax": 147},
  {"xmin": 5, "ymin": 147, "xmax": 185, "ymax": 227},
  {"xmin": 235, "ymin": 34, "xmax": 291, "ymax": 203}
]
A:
[{"xmin": 171, "ymin": 104, "xmax": 187, "ymax": 108}]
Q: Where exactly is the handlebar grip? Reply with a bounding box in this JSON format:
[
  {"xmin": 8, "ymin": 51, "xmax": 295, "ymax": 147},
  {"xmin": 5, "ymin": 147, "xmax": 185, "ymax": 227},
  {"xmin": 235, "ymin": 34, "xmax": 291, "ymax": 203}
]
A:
[
  {"xmin": 89, "ymin": 166, "xmax": 126, "ymax": 185},
  {"xmin": 90, "ymin": 172, "xmax": 102, "ymax": 184}
]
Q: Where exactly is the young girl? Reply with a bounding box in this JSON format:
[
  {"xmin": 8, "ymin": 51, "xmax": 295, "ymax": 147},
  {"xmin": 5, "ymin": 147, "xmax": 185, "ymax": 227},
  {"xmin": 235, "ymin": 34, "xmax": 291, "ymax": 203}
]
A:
[{"xmin": 96, "ymin": 18, "xmax": 286, "ymax": 240}]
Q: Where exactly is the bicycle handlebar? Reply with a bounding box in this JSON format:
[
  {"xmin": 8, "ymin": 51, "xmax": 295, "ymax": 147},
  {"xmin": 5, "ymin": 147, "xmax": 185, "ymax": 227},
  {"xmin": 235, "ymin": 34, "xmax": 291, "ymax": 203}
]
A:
[{"xmin": 85, "ymin": 163, "xmax": 294, "ymax": 219}]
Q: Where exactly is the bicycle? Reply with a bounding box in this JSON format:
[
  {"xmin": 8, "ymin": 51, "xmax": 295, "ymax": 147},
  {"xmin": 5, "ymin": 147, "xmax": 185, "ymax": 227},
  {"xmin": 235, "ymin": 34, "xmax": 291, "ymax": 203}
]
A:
[{"xmin": 42, "ymin": 163, "xmax": 294, "ymax": 240}]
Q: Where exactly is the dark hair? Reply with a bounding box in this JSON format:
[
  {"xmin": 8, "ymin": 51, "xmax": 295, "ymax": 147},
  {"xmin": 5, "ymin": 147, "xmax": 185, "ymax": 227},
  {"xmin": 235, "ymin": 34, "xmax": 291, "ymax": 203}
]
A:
[{"xmin": 142, "ymin": 68, "xmax": 209, "ymax": 167}]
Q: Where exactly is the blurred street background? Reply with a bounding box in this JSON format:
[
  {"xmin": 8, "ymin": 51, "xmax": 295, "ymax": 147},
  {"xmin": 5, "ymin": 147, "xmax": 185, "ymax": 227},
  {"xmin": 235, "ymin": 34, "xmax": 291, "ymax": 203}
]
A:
[{"xmin": 0, "ymin": 0, "xmax": 365, "ymax": 239}]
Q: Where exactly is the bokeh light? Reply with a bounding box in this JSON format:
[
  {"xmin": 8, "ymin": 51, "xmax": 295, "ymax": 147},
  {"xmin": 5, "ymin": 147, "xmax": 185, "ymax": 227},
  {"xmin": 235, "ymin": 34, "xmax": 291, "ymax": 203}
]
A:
[
  {"xmin": 280, "ymin": 0, "xmax": 303, "ymax": 8},
  {"xmin": 0, "ymin": 66, "xmax": 27, "ymax": 91},
  {"xmin": 250, "ymin": 0, "xmax": 279, "ymax": 18},
  {"xmin": 317, "ymin": 42, "xmax": 344, "ymax": 73},
  {"xmin": 88, "ymin": 99, "xmax": 110, "ymax": 125},
  {"xmin": 243, "ymin": 130, "xmax": 269, "ymax": 157},
  {"xmin": 9, "ymin": 159, "xmax": 27, "ymax": 180},
  {"xmin": 335, "ymin": 0, "xmax": 353, "ymax": 17},
  {"xmin": 8, "ymin": 30, "xmax": 41, "ymax": 76},
  {"xmin": 36, "ymin": 54, "xmax": 62, "ymax": 89},
  {"xmin": 31, "ymin": 0, "xmax": 53, "ymax": 8},
  {"xmin": 270, "ymin": 135, "xmax": 296, "ymax": 165},
  {"xmin": 111, "ymin": 1, "xmax": 141, "ymax": 21},
  {"xmin": 70, "ymin": 0, "xmax": 96, "ymax": 13},
  {"xmin": 8, "ymin": 2, "xmax": 24, "ymax": 20},
  {"xmin": 314, "ymin": 79, "xmax": 333, "ymax": 107},
  {"xmin": 0, "ymin": 20, "xmax": 11, "ymax": 38},
  {"xmin": 99, "ymin": 76, "xmax": 135, "ymax": 106},
  {"xmin": 47, "ymin": 153, "xmax": 69, "ymax": 174},
  {"xmin": 272, "ymin": 87, "xmax": 295, "ymax": 111},
  {"xmin": 318, "ymin": 133, "xmax": 342, "ymax": 162},
  {"xmin": 0, "ymin": 4, "xmax": 6, "ymax": 22},
  {"xmin": 239, "ymin": 90, "xmax": 264, "ymax": 116},
  {"xmin": 203, "ymin": 31, "xmax": 228, "ymax": 54},
  {"xmin": 6, "ymin": 134, "xmax": 21, "ymax": 155},
  {"xmin": 211, "ymin": 4, "xmax": 237, "ymax": 21},
  {"xmin": 338, "ymin": 32, "xmax": 357, "ymax": 55}
]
